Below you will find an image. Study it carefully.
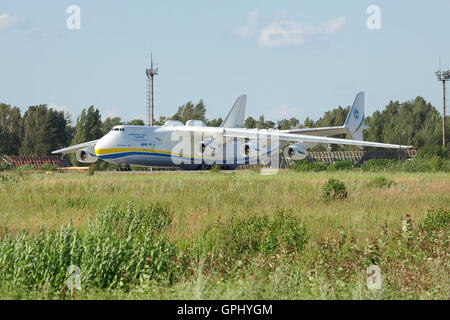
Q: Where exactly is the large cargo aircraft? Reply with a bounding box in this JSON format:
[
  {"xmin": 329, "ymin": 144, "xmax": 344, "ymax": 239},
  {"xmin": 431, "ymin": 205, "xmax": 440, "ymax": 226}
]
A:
[{"xmin": 52, "ymin": 92, "xmax": 412, "ymax": 170}]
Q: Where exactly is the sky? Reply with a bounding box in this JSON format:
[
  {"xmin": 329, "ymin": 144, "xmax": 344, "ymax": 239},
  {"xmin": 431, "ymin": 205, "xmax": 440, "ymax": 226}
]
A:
[{"xmin": 1, "ymin": 1, "xmax": 449, "ymax": 124}]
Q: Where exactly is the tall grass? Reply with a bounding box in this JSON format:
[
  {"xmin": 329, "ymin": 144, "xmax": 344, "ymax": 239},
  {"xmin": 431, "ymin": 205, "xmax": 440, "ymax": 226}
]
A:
[
  {"xmin": 0, "ymin": 170, "xmax": 448, "ymax": 299},
  {"xmin": 0, "ymin": 202, "xmax": 180, "ymax": 297}
]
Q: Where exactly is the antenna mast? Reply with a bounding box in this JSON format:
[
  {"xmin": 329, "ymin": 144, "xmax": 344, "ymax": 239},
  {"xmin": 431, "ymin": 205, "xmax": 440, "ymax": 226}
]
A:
[
  {"xmin": 146, "ymin": 53, "xmax": 159, "ymax": 126},
  {"xmin": 436, "ymin": 63, "xmax": 450, "ymax": 147}
]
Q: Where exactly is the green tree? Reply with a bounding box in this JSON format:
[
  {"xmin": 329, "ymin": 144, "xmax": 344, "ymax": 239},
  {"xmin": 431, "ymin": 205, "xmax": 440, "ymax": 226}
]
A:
[
  {"xmin": 20, "ymin": 105, "xmax": 70, "ymax": 155},
  {"xmin": 205, "ymin": 118, "xmax": 223, "ymax": 127},
  {"xmin": 102, "ymin": 117, "xmax": 122, "ymax": 135},
  {"xmin": 364, "ymin": 97, "xmax": 442, "ymax": 147},
  {"xmin": 315, "ymin": 105, "xmax": 349, "ymax": 128},
  {"xmin": 0, "ymin": 103, "xmax": 23, "ymax": 155},
  {"xmin": 301, "ymin": 117, "xmax": 315, "ymax": 129},
  {"xmin": 244, "ymin": 116, "xmax": 257, "ymax": 128},
  {"xmin": 72, "ymin": 106, "xmax": 103, "ymax": 145},
  {"xmin": 171, "ymin": 100, "xmax": 207, "ymax": 124},
  {"xmin": 289, "ymin": 117, "xmax": 300, "ymax": 128},
  {"xmin": 127, "ymin": 119, "xmax": 145, "ymax": 126},
  {"xmin": 277, "ymin": 119, "xmax": 291, "ymax": 130},
  {"xmin": 154, "ymin": 116, "xmax": 168, "ymax": 126}
]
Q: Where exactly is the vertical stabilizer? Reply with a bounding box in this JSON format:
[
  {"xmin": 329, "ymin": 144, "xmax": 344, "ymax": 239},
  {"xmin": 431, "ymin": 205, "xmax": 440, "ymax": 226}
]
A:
[
  {"xmin": 344, "ymin": 92, "xmax": 369, "ymax": 141},
  {"xmin": 220, "ymin": 95, "xmax": 247, "ymax": 128}
]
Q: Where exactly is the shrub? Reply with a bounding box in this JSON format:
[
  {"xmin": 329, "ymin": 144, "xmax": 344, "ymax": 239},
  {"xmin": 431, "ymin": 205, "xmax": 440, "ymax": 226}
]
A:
[
  {"xmin": 0, "ymin": 174, "xmax": 19, "ymax": 183},
  {"xmin": 366, "ymin": 176, "xmax": 395, "ymax": 189},
  {"xmin": 16, "ymin": 164, "xmax": 34, "ymax": 171},
  {"xmin": 38, "ymin": 163, "xmax": 58, "ymax": 171},
  {"xmin": 361, "ymin": 159, "xmax": 395, "ymax": 172},
  {"xmin": 88, "ymin": 166, "xmax": 95, "ymax": 176},
  {"xmin": 417, "ymin": 144, "xmax": 449, "ymax": 159},
  {"xmin": 0, "ymin": 162, "xmax": 11, "ymax": 171},
  {"xmin": 210, "ymin": 164, "xmax": 221, "ymax": 173},
  {"xmin": 429, "ymin": 156, "xmax": 444, "ymax": 172},
  {"xmin": 327, "ymin": 160, "xmax": 354, "ymax": 171},
  {"xmin": 322, "ymin": 178, "xmax": 348, "ymax": 200},
  {"xmin": 198, "ymin": 209, "xmax": 308, "ymax": 259},
  {"xmin": 421, "ymin": 208, "xmax": 449, "ymax": 237},
  {"xmin": 95, "ymin": 160, "xmax": 119, "ymax": 171},
  {"xmin": 292, "ymin": 159, "xmax": 328, "ymax": 172}
]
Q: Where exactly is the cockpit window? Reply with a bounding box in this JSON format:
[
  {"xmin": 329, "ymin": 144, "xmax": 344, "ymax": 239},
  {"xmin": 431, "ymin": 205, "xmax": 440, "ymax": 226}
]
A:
[{"xmin": 111, "ymin": 128, "xmax": 125, "ymax": 132}]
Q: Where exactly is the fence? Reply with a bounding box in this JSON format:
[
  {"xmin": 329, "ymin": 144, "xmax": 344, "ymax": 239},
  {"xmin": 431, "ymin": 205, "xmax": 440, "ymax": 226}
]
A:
[
  {"xmin": 238, "ymin": 149, "xmax": 418, "ymax": 170},
  {"xmin": 0, "ymin": 155, "xmax": 69, "ymax": 168}
]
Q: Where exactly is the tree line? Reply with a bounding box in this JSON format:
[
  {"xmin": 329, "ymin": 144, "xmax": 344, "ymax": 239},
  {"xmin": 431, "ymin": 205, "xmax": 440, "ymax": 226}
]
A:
[{"xmin": 0, "ymin": 96, "xmax": 448, "ymax": 157}]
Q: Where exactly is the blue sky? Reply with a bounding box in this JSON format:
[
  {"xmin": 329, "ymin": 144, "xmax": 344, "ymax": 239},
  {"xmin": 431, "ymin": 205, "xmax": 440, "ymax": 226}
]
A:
[{"xmin": 1, "ymin": 1, "xmax": 449, "ymax": 124}]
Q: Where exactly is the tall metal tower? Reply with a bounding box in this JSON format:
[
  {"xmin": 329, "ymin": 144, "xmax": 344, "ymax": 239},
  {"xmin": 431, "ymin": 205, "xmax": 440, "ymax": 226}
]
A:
[
  {"xmin": 146, "ymin": 54, "xmax": 158, "ymax": 126},
  {"xmin": 436, "ymin": 68, "xmax": 450, "ymax": 147}
]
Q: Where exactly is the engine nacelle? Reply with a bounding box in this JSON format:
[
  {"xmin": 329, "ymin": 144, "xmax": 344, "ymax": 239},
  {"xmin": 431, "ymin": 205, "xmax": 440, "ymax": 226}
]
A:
[
  {"xmin": 196, "ymin": 138, "xmax": 219, "ymax": 157},
  {"xmin": 76, "ymin": 148, "xmax": 98, "ymax": 163},
  {"xmin": 240, "ymin": 140, "xmax": 266, "ymax": 157},
  {"xmin": 283, "ymin": 143, "xmax": 308, "ymax": 160}
]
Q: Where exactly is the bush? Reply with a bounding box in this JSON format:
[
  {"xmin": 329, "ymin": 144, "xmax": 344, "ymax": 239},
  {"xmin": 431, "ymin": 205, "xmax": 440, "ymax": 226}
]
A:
[
  {"xmin": 94, "ymin": 160, "xmax": 118, "ymax": 171},
  {"xmin": 210, "ymin": 164, "xmax": 221, "ymax": 173},
  {"xmin": 429, "ymin": 156, "xmax": 444, "ymax": 172},
  {"xmin": 400, "ymin": 158, "xmax": 431, "ymax": 172},
  {"xmin": 198, "ymin": 209, "xmax": 308, "ymax": 259},
  {"xmin": 327, "ymin": 160, "xmax": 354, "ymax": 171},
  {"xmin": 322, "ymin": 178, "xmax": 348, "ymax": 200},
  {"xmin": 366, "ymin": 176, "xmax": 395, "ymax": 188},
  {"xmin": 417, "ymin": 144, "xmax": 449, "ymax": 159},
  {"xmin": 0, "ymin": 162, "xmax": 11, "ymax": 171},
  {"xmin": 15, "ymin": 164, "xmax": 34, "ymax": 171},
  {"xmin": 292, "ymin": 160, "xmax": 328, "ymax": 172},
  {"xmin": 88, "ymin": 166, "xmax": 95, "ymax": 176},
  {"xmin": 421, "ymin": 208, "xmax": 449, "ymax": 237},
  {"xmin": 38, "ymin": 163, "xmax": 58, "ymax": 171},
  {"xmin": 0, "ymin": 174, "xmax": 20, "ymax": 183},
  {"xmin": 361, "ymin": 159, "xmax": 395, "ymax": 172}
]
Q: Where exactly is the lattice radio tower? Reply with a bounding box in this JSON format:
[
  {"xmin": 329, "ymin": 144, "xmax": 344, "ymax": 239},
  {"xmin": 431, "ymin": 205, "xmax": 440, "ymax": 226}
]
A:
[{"xmin": 146, "ymin": 53, "xmax": 159, "ymax": 126}]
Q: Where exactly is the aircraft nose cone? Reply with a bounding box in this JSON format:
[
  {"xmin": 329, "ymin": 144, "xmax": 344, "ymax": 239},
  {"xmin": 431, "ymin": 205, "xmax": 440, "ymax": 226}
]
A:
[{"xmin": 94, "ymin": 136, "xmax": 111, "ymax": 156}]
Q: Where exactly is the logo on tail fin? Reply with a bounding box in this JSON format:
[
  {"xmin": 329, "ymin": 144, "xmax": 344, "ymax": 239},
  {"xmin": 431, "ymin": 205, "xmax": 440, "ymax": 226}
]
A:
[{"xmin": 353, "ymin": 109, "xmax": 359, "ymax": 120}]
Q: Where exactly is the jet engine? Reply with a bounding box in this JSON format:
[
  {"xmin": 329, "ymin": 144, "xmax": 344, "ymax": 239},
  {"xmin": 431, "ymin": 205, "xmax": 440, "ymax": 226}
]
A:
[
  {"xmin": 76, "ymin": 148, "xmax": 98, "ymax": 163},
  {"xmin": 196, "ymin": 138, "xmax": 218, "ymax": 157},
  {"xmin": 283, "ymin": 143, "xmax": 307, "ymax": 160},
  {"xmin": 240, "ymin": 140, "xmax": 265, "ymax": 157}
]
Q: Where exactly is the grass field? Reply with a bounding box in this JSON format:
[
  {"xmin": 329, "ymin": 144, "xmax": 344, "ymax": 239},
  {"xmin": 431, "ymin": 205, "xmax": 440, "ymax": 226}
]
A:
[{"xmin": 0, "ymin": 169, "xmax": 448, "ymax": 299}]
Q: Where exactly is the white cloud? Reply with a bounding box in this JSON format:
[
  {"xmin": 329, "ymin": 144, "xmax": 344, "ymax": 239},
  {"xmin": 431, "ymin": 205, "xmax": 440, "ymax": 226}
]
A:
[
  {"xmin": 323, "ymin": 17, "xmax": 347, "ymax": 34},
  {"xmin": 235, "ymin": 9, "xmax": 259, "ymax": 38},
  {"xmin": 0, "ymin": 12, "xmax": 25, "ymax": 31},
  {"xmin": 263, "ymin": 104, "xmax": 305, "ymax": 121},
  {"xmin": 235, "ymin": 10, "xmax": 346, "ymax": 48},
  {"xmin": 258, "ymin": 16, "xmax": 346, "ymax": 48}
]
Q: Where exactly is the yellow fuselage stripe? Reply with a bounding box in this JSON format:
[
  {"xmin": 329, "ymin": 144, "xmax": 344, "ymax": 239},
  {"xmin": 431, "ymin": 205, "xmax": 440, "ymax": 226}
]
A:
[{"xmin": 95, "ymin": 147, "xmax": 186, "ymax": 158}]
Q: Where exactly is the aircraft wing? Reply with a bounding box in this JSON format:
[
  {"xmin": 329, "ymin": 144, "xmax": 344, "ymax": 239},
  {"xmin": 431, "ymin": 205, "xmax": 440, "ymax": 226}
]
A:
[
  {"xmin": 52, "ymin": 140, "xmax": 99, "ymax": 154},
  {"xmin": 280, "ymin": 126, "xmax": 348, "ymax": 136},
  {"xmin": 222, "ymin": 128, "xmax": 412, "ymax": 149},
  {"xmin": 171, "ymin": 126, "xmax": 412, "ymax": 149}
]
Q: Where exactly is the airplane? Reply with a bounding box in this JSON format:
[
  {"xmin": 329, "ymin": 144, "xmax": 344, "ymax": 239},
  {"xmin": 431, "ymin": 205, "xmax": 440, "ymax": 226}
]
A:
[{"xmin": 52, "ymin": 92, "xmax": 412, "ymax": 170}]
